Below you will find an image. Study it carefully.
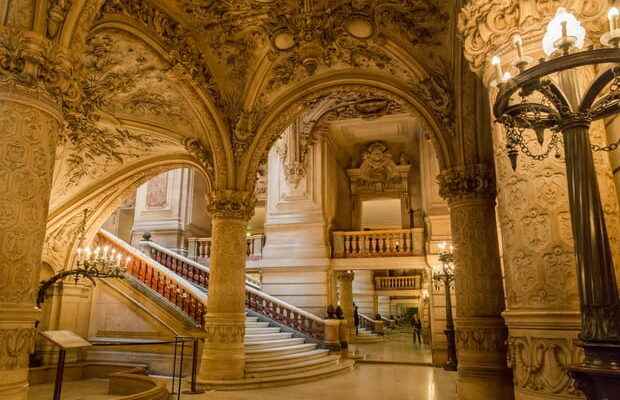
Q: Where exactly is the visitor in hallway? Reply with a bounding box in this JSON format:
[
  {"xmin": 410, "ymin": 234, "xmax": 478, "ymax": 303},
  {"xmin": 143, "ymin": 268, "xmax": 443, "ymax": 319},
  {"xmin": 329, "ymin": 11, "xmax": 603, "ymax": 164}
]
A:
[
  {"xmin": 354, "ymin": 304, "xmax": 360, "ymax": 335},
  {"xmin": 412, "ymin": 314, "xmax": 422, "ymax": 345}
]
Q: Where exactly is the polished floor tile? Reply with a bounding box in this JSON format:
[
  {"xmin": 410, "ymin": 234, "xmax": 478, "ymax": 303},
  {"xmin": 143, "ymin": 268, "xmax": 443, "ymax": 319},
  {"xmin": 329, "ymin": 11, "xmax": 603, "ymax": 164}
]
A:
[
  {"xmin": 181, "ymin": 365, "xmax": 456, "ymax": 400},
  {"xmin": 351, "ymin": 330, "xmax": 432, "ymax": 364},
  {"xmin": 28, "ymin": 378, "xmax": 120, "ymax": 400}
]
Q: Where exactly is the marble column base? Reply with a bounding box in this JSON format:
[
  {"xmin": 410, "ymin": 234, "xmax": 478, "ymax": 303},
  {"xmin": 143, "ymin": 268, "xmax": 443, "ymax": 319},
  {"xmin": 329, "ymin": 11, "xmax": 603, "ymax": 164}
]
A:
[
  {"xmin": 456, "ymin": 317, "xmax": 514, "ymax": 399},
  {"xmin": 199, "ymin": 312, "xmax": 246, "ymax": 380},
  {"xmin": 504, "ymin": 311, "xmax": 582, "ymax": 400}
]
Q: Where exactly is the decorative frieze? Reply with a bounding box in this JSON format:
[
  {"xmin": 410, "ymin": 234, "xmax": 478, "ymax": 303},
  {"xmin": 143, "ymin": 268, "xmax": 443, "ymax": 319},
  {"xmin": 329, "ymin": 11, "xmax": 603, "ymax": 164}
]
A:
[
  {"xmin": 206, "ymin": 190, "xmax": 256, "ymax": 221},
  {"xmin": 348, "ymin": 141, "xmax": 411, "ymax": 195},
  {"xmin": 0, "ymin": 328, "xmax": 36, "ymax": 370},
  {"xmin": 438, "ymin": 163, "xmax": 496, "ymax": 203},
  {"xmin": 508, "ymin": 335, "xmax": 583, "ymax": 396},
  {"xmin": 204, "ymin": 321, "xmax": 245, "ymax": 345}
]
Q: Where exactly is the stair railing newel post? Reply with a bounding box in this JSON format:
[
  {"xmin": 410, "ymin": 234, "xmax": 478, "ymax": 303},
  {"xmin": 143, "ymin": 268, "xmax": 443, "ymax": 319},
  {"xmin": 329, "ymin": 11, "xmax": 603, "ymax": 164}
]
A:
[{"xmin": 491, "ymin": 8, "xmax": 620, "ymax": 397}]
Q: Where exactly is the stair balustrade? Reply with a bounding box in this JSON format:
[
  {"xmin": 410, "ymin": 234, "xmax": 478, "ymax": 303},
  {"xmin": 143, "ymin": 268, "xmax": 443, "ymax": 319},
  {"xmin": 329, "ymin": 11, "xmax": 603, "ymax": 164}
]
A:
[
  {"xmin": 187, "ymin": 234, "xmax": 265, "ymax": 261},
  {"xmin": 374, "ymin": 275, "xmax": 422, "ymax": 290},
  {"xmin": 96, "ymin": 230, "xmax": 207, "ymax": 327},
  {"xmin": 332, "ymin": 228, "xmax": 423, "ymax": 258},
  {"xmin": 113, "ymin": 231, "xmax": 326, "ymax": 341},
  {"xmin": 358, "ymin": 313, "xmax": 384, "ymax": 335}
]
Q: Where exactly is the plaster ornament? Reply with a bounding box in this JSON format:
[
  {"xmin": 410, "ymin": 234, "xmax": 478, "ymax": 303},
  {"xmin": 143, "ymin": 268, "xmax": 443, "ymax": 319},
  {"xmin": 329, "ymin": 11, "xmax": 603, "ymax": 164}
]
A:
[{"xmin": 359, "ymin": 142, "xmax": 399, "ymax": 183}]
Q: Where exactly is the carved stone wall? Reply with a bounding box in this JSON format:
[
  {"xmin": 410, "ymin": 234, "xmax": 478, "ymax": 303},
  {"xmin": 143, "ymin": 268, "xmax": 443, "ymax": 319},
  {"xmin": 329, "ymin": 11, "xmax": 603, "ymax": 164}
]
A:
[
  {"xmin": 458, "ymin": 3, "xmax": 620, "ymax": 399},
  {"xmin": 0, "ymin": 84, "xmax": 61, "ymax": 399}
]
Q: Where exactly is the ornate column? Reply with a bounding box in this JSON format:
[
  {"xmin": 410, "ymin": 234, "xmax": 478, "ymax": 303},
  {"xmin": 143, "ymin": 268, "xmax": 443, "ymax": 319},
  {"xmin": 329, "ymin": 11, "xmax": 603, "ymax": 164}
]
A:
[
  {"xmin": 458, "ymin": 2, "xmax": 620, "ymax": 399},
  {"xmin": 439, "ymin": 164, "xmax": 513, "ymax": 400},
  {"xmin": 199, "ymin": 190, "xmax": 255, "ymax": 381},
  {"xmin": 0, "ymin": 27, "xmax": 67, "ymax": 399},
  {"xmin": 337, "ymin": 271, "xmax": 355, "ymax": 340}
]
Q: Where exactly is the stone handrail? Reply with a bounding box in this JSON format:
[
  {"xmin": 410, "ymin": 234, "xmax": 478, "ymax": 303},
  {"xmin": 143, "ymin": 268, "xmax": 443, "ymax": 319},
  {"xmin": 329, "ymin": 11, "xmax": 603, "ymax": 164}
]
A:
[
  {"xmin": 332, "ymin": 228, "xmax": 424, "ymax": 258},
  {"xmin": 115, "ymin": 231, "xmax": 326, "ymax": 340},
  {"xmin": 97, "ymin": 230, "xmax": 207, "ymax": 327},
  {"xmin": 246, "ymin": 285, "xmax": 325, "ymax": 340},
  {"xmin": 187, "ymin": 234, "xmax": 265, "ymax": 261},
  {"xmin": 142, "ymin": 238, "xmax": 262, "ymax": 289},
  {"xmin": 375, "ymin": 275, "xmax": 422, "ymax": 290},
  {"xmin": 358, "ymin": 313, "xmax": 384, "ymax": 335}
]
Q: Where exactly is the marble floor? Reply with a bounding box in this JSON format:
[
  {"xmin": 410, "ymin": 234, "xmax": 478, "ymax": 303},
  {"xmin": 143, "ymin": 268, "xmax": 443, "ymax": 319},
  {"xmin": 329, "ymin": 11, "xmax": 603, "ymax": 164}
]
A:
[
  {"xmin": 29, "ymin": 364, "xmax": 456, "ymax": 400},
  {"xmin": 180, "ymin": 364, "xmax": 456, "ymax": 400},
  {"xmin": 28, "ymin": 378, "xmax": 121, "ymax": 400},
  {"xmin": 351, "ymin": 330, "xmax": 432, "ymax": 365}
]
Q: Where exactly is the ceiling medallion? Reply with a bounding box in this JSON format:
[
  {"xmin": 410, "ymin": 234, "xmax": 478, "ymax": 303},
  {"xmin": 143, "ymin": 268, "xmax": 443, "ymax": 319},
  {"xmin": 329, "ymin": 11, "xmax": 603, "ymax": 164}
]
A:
[
  {"xmin": 273, "ymin": 29, "xmax": 296, "ymax": 51},
  {"xmin": 344, "ymin": 13, "xmax": 374, "ymax": 39}
]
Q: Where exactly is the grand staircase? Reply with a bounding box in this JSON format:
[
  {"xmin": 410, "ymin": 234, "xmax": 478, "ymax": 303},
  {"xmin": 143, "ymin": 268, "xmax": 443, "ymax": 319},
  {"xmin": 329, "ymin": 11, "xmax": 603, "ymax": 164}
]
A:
[{"xmin": 96, "ymin": 230, "xmax": 353, "ymax": 389}]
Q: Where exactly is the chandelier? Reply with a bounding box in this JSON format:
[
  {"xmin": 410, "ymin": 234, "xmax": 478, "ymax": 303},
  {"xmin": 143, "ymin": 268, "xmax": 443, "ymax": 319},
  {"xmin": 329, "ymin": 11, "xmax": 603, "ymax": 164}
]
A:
[
  {"xmin": 37, "ymin": 209, "xmax": 129, "ymax": 306},
  {"xmin": 492, "ymin": 6, "xmax": 620, "ymax": 398}
]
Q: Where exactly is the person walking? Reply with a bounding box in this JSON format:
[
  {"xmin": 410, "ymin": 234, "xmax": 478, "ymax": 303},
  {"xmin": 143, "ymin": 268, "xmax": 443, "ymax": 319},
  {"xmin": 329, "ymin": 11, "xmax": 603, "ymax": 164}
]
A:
[
  {"xmin": 412, "ymin": 314, "xmax": 422, "ymax": 345},
  {"xmin": 353, "ymin": 305, "xmax": 360, "ymax": 336}
]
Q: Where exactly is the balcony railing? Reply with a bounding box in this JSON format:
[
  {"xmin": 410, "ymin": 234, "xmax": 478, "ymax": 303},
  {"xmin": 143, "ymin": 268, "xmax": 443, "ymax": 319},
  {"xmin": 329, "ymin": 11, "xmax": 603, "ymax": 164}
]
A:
[
  {"xmin": 332, "ymin": 228, "xmax": 423, "ymax": 258},
  {"xmin": 187, "ymin": 234, "xmax": 265, "ymax": 261},
  {"xmin": 375, "ymin": 275, "xmax": 422, "ymax": 290}
]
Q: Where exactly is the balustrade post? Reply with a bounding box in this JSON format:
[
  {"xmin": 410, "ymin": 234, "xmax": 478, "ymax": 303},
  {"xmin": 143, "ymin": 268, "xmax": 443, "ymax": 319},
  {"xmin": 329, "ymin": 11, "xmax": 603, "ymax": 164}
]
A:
[{"xmin": 199, "ymin": 190, "xmax": 254, "ymax": 381}]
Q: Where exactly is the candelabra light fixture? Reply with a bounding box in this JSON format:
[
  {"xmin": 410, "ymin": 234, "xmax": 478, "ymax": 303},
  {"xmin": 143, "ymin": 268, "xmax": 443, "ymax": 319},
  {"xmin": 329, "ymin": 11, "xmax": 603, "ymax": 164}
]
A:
[
  {"xmin": 37, "ymin": 209, "xmax": 130, "ymax": 307},
  {"xmin": 432, "ymin": 242, "xmax": 457, "ymax": 372},
  {"xmin": 492, "ymin": 6, "xmax": 620, "ymax": 399}
]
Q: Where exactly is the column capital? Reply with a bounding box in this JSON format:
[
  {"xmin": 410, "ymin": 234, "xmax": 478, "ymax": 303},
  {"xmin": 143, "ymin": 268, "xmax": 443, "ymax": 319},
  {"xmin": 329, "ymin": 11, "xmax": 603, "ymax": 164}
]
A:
[
  {"xmin": 337, "ymin": 270, "xmax": 355, "ymax": 283},
  {"xmin": 206, "ymin": 190, "xmax": 256, "ymax": 221},
  {"xmin": 0, "ymin": 26, "xmax": 78, "ymax": 107},
  {"xmin": 438, "ymin": 163, "xmax": 496, "ymax": 203}
]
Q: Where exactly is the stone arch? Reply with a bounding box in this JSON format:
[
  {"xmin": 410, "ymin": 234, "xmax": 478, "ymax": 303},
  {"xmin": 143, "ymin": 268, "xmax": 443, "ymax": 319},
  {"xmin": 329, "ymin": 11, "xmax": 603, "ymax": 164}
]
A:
[
  {"xmin": 43, "ymin": 153, "xmax": 206, "ymax": 273},
  {"xmin": 58, "ymin": 0, "xmax": 234, "ymax": 189},
  {"xmin": 240, "ymin": 71, "xmax": 456, "ymax": 192}
]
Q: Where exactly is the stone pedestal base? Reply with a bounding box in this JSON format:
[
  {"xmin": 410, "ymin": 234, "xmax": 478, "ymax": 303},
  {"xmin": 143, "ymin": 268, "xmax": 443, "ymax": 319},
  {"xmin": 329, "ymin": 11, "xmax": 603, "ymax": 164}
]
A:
[{"xmin": 199, "ymin": 313, "xmax": 246, "ymax": 380}]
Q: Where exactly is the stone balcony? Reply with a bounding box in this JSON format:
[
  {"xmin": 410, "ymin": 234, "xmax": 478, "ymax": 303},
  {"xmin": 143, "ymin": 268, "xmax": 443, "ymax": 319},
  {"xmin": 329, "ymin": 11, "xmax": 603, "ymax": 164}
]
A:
[{"xmin": 331, "ymin": 228, "xmax": 424, "ymax": 258}]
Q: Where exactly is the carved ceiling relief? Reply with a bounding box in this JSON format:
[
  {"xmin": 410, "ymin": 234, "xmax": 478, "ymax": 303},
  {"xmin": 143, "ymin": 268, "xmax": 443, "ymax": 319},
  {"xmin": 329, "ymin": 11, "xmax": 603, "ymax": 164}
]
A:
[
  {"xmin": 348, "ymin": 141, "xmax": 410, "ymax": 195},
  {"xmin": 458, "ymin": 0, "xmax": 608, "ymax": 74},
  {"xmin": 275, "ymin": 115, "xmax": 318, "ymax": 188}
]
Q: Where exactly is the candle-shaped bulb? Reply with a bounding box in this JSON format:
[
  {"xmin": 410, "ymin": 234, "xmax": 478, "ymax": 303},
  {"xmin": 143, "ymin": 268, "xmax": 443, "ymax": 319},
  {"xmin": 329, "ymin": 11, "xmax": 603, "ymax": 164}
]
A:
[
  {"xmin": 502, "ymin": 71, "xmax": 512, "ymax": 82},
  {"xmin": 513, "ymin": 34, "xmax": 524, "ymax": 58},
  {"xmin": 609, "ymin": 7, "xmax": 619, "ymax": 32},
  {"xmin": 491, "ymin": 55, "xmax": 503, "ymax": 82}
]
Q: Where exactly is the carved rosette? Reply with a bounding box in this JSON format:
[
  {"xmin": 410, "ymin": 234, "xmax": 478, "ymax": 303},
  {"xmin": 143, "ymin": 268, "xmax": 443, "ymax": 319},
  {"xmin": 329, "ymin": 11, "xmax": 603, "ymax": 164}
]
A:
[
  {"xmin": 438, "ymin": 163, "xmax": 496, "ymax": 203},
  {"xmin": 206, "ymin": 190, "xmax": 256, "ymax": 221}
]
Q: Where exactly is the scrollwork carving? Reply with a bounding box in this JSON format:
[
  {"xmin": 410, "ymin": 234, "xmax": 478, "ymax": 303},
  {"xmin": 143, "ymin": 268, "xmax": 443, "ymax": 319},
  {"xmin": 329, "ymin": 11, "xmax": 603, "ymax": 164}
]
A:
[
  {"xmin": 0, "ymin": 329, "xmax": 36, "ymax": 370},
  {"xmin": 438, "ymin": 163, "xmax": 496, "ymax": 203},
  {"xmin": 206, "ymin": 190, "xmax": 256, "ymax": 221}
]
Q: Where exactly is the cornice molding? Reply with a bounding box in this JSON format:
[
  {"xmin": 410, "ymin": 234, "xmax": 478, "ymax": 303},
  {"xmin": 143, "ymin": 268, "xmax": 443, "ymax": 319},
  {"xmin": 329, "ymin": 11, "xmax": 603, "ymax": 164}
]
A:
[{"xmin": 438, "ymin": 163, "xmax": 496, "ymax": 203}]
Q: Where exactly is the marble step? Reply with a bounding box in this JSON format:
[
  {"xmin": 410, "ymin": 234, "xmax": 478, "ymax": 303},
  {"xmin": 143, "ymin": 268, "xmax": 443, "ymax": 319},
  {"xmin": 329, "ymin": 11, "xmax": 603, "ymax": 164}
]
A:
[
  {"xmin": 245, "ymin": 343, "xmax": 317, "ymax": 358},
  {"xmin": 245, "ymin": 327, "xmax": 281, "ymax": 334},
  {"xmin": 245, "ymin": 355, "xmax": 340, "ymax": 378},
  {"xmin": 197, "ymin": 359, "xmax": 355, "ymax": 390},
  {"xmin": 244, "ymin": 338, "xmax": 306, "ymax": 350},
  {"xmin": 245, "ymin": 316, "xmax": 259, "ymax": 322},
  {"xmin": 245, "ymin": 349, "xmax": 329, "ymax": 367},
  {"xmin": 244, "ymin": 332, "xmax": 294, "ymax": 342},
  {"xmin": 245, "ymin": 321, "xmax": 270, "ymax": 328}
]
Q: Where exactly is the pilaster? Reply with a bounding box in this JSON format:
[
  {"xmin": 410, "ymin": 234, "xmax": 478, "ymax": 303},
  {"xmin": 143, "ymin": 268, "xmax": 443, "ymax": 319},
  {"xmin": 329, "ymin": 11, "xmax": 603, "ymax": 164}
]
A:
[{"xmin": 439, "ymin": 163, "xmax": 514, "ymax": 400}]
